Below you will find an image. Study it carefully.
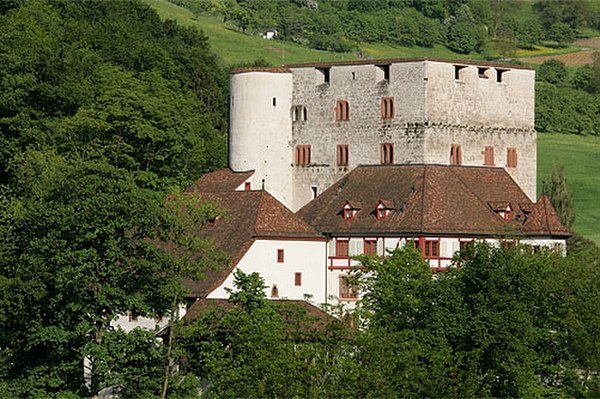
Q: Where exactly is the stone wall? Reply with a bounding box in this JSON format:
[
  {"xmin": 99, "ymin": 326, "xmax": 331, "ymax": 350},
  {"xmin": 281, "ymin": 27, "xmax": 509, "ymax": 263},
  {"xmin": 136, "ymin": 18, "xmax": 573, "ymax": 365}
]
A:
[{"xmin": 229, "ymin": 59, "xmax": 538, "ymax": 211}]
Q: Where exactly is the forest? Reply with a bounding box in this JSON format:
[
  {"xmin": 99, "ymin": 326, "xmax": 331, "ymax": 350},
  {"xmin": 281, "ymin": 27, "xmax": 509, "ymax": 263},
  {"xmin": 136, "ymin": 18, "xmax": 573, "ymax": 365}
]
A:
[{"xmin": 0, "ymin": 0, "xmax": 599, "ymax": 397}]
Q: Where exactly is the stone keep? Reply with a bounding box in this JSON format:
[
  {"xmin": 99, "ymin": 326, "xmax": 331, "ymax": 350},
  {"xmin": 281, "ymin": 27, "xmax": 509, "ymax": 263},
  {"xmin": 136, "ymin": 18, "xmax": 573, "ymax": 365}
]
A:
[{"xmin": 229, "ymin": 59, "xmax": 536, "ymax": 212}]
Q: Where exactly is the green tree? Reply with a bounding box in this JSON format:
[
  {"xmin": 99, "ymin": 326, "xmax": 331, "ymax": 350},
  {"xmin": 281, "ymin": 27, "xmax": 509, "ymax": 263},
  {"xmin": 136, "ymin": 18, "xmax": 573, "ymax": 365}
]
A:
[
  {"xmin": 544, "ymin": 165, "xmax": 575, "ymax": 230},
  {"xmin": 547, "ymin": 22, "xmax": 575, "ymax": 47},
  {"xmin": 538, "ymin": 59, "xmax": 568, "ymax": 85}
]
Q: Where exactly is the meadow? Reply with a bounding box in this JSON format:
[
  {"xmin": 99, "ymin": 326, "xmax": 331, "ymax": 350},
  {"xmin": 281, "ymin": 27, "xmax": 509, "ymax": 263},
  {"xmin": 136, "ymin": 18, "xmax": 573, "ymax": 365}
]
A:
[{"xmin": 538, "ymin": 133, "xmax": 600, "ymax": 245}]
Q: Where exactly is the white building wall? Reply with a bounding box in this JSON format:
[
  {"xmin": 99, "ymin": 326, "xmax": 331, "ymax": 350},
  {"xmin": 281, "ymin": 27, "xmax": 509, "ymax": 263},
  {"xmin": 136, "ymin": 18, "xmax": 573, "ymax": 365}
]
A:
[
  {"xmin": 208, "ymin": 239, "xmax": 327, "ymax": 305},
  {"xmin": 229, "ymin": 71, "xmax": 294, "ymax": 207}
]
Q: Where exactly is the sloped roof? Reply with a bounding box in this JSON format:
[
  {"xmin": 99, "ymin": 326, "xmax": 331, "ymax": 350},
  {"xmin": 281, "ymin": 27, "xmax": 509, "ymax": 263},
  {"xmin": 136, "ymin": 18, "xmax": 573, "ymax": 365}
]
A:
[
  {"xmin": 183, "ymin": 185, "xmax": 323, "ymax": 297},
  {"xmin": 186, "ymin": 168, "xmax": 254, "ymax": 193},
  {"xmin": 298, "ymin": 164, "xmax": 570, "ymax": 238},
  {"xmin": 521, "ymin": 195, "xmax": 570, "ymax": 236}
]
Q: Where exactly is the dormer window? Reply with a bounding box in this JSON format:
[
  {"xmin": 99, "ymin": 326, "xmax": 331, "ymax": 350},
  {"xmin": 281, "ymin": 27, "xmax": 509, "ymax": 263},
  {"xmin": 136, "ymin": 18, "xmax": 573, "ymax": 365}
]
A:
[
  {"xmin": 342, "ymin": 201, "xmax": 360, "ymax": 220},
  {"xmin": 375, "ymin": 200, "xmax": 393, "ymax": 220},
  {"xmin": 489, "ymin": 202, "xmax": 512, "ymax": 220}
]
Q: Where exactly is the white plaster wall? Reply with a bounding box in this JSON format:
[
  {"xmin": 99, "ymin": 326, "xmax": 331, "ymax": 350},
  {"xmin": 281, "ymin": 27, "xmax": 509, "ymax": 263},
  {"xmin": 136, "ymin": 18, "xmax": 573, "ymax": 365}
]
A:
[
  {"xmin": 208, "ymin": 239, "xmax": 327, "ymax": 305},
  {"xmin": 230, "ymin": 72, "xmax": 294, "ymax": 207},
  {"xmin": 110, "ymin": 303, "xmax": 187, "ymax": 333}
]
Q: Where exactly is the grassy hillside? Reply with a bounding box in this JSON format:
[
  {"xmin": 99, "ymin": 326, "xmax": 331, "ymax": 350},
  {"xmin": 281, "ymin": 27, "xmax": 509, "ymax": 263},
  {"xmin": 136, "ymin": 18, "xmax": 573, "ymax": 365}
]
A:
[
  {"xmin": 538, "ymin": 134, "xmax": 600, "ymax": 245},
  {"xmin": 143, "ymin": 0, "xmax": 585, "ymax": 67}
]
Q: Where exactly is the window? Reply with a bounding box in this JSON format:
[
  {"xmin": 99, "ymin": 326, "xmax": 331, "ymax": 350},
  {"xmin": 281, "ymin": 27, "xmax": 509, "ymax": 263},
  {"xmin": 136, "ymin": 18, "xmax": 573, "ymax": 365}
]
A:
[
  {"xmin": 271, "ymin": 284, "xmax": 279, "ymax": 298},
  {"xmin": 423, "ymin": 240, "xmax": 439, "ymax": 258},
  {"xmin": 380, "ymin": 143, "xmax": 394, "ymax": 164},
  {"xmin": 336, "ymin": 238, "xmax": 349, "ymax": 257},
  {"xmin": 339, "ymin": 276, "xmax": 358, "ymax": 300},
  {"xmin": 483, "ymin": 146, "xmax": 495, "ymax": 166},
  {"xmin": 375, "ymin": 201, "xmax": 391, "ymax": 220},
  {"xmin": 244, "ymin": 181, "xmax": 251, "ymax": 191},
  {"xmin": 295, "ymin": 145, "xmax": 311, "ymax": 166},
  {"xmin": 454, "ymin": 65, "xmax": 467, "ymax": 80},
  {"xmin": 376, "ymin": 64, "xmax": 390, "ymax": 81},
  {"xmin": 450, "ymin": 144, "xmax": 462, "ymax": 165},
  {"xmin": 317, "ymin": 67, "xmax": 330, "ymax": 84},
  {"xmin": 496, "ymin": 69, "xmax": 508, "ymax": 83},
  {"xmin": 294, "ymin": 272, "xmax": 302, "ymax": 286},
  {"xmin": 506, "ymin": 147, "xmax": 518, "ymax": 168},
  {"xmin": 337, "ymin": 144, "xmax": 349, "ymax": 166},
  {"xmin": 478, "ymin": 67, "xmax": 489, "ymax": 79},
  {"xmin": 292, "ymin": 105, "xmax": 307, "ymax": 121},
  {"xmin": 336, "ymin": 100, "xmax": 349, "ymax": 121},
  {"xmin": 311, "ymin": 186, "xmax": 318, "ymax": 199},
  {"xmin": 277, "ymin": 249, "xmax": 284, "ymax": 263},
  {"xmin": 343, "ymin": 203, "xmax": 354, "ymax": 220},
  {"xmin": 381, "ymin": 97, "xmax": 395, "ymax": 119},
  {"xmin": 364, "ymin": 239, "xmax": 377, "ymax": 256},
  {"xmin": 272, "ymin": 97, "xmax": 277, "ymax": 106}
]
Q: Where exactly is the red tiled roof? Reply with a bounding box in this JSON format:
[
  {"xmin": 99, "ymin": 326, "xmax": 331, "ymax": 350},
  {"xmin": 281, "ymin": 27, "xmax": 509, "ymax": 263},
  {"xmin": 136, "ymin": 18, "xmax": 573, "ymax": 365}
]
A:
[
  {"xmin": 183, "ymin": 189, "xmax": 323, "ymax": 298},
  {"xmin": 297, "ymin": 164, "xmax": 569, "ymax": 238},
  {"xmin": 521, "ymin": 195, "xmax": 570, "ymax": 236},
  {"xmin": 186, "ymin": 169, "xmax": 254, "ymax": 193}
]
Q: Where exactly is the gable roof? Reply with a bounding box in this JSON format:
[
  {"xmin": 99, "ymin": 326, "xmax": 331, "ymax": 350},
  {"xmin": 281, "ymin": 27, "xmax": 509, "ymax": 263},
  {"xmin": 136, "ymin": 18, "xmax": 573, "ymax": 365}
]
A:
[
  {"xmin": 521, "ymin": 195, "xmax": 570, "ymax": 236},
  {"xmin": 186, "ymin": 168, "xmax": 254, "ymax": 193},
  {"xmin": 297, "ymin": 164, "xmax": 570, "ymax": 238},
  {"xmin": 183, "ymin": 177, "xmax": 323, "ymax": 297}
]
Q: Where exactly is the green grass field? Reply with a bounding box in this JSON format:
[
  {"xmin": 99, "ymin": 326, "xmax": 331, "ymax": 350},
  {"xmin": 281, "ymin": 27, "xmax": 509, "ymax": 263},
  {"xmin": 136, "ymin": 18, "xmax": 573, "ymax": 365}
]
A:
[{"xmin": 538, "ymin": 134, "xmax": 600, "ymax": 245}]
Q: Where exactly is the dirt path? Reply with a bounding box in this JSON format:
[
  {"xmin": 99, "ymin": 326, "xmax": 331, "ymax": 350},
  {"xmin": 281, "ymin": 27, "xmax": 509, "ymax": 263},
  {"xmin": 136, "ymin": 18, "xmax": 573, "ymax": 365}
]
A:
[{"xmin": 519, "ymin": 37, "xmax": 599, "ymax": 66}]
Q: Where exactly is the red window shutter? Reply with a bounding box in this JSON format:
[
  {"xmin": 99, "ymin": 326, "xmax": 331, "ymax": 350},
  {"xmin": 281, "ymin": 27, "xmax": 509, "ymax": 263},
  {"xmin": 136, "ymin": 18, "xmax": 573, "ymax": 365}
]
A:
[
  {"xmin": 277, "ymin": 249, "xmax": 284, "ymax": 263},
  {"xmin": 244, "ymin": 182, "xmax": 251, "ymax": 191},
  {"xmin": 294, "ymin": 272, "xmax": 302, "ymax": 286}
]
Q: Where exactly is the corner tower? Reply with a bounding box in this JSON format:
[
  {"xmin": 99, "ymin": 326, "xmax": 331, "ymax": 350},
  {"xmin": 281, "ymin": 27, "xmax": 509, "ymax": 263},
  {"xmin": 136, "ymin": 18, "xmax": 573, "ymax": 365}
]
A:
[{"xmin": 229, "ymin": 68, "xmax": 294, "ymax": 207}]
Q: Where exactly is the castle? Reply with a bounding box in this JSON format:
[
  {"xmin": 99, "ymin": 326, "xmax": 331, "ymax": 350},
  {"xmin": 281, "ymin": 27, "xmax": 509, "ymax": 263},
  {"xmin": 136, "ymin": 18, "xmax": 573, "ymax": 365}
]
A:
[
  {"xmin": 229, "ymin": 58, "xmax": 537, "ymax": 212},
  {"xmin": 119, "ymin": 58, "xmax": 569, "ymax": 328}
]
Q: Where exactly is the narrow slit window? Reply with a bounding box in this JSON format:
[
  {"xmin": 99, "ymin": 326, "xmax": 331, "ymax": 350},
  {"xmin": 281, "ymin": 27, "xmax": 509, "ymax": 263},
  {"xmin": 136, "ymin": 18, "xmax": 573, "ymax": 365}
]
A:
[
  {"xmin": 335, "ymin": 100, "xmax": 349, "ymax": 121},
  {"xmin": 311, "ymin": 186, "xmax": 318, "ymax": 199},
  {"xmin": 337, "ymin": 144, "xmax": 349, "ymax": 166},
  {"xmin": 450, "ymin": 144, "xmax": 462, "ymax": 165},
  {"xmin": 272, "ymin": 97, "xmax": 277, "ymax": 106},
  {"xmin": 381, "ymin": 97, "xmax": 395, "ymax": 119},
  {"xmin": 380, "ymin": 143, "xmax": 394, "ymax": 164}
]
